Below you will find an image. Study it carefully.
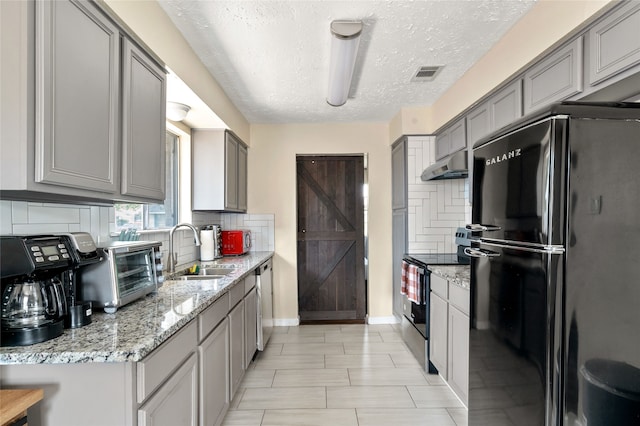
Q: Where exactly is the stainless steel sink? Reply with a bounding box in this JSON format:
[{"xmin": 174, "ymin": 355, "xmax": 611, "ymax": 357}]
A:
[
  {"xmin": 176, "ymin": 275, "xmax": 225, "ymax": 281},
  {"xmin": 199, "ymin": 267, "xmax": 236, "ymax": 276},
  {"xmin": 176, "ymin": 267, "xmax": 237, "ymax": 281}
]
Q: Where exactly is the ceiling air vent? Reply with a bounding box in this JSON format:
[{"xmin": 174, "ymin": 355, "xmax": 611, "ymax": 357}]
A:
[{"xmin": 411, "ymin": 65, "xmax": 444, "ymax": 82}]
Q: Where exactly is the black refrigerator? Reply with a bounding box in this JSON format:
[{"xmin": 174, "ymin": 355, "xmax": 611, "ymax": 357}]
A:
[{"xmin": 466, "ymin": 102, "xmax": 640, "ymax": 426}]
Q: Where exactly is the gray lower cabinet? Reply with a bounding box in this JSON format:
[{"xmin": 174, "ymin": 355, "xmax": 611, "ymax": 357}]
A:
[
  {"xmin": 0, "ymin": 266, "xmax": 269, "ymax": 426},
  {"xmin": 121, "ymin": 38, "xmax": 167, "ymax": 200},
  {"xmin": 429, "ymin": 287, "xmax": 448, "ymax": 379},
  {"xmin": 0, "ymin": 0, "xmax": 167, "ymax": 203},
  {"xmin": 229, "ymin": 295, "xmax": 245, "ymax": 398},
  {"xmin": 192, "ymin": 129, "xmax": 249, "ymax": 212},
  {"xmin": 199, "ymin": 317, "xmax": 230, "ymax": 426},
  {"xmin": 429, "ymin": 273, "xmax": 470, "ymax": 405},
  {"xmin": 448, "ymin": 304, "xmax": 469, "ymax": 405},
  {"xmin": 587, "ymin": 2, "xmax": 640, "ymax": 87},
  {"xmin": 524, "ymin": 37, "xmax": 583, "ymax": 114},
  {"xmin": 138, "ymin": 353, "xmax": 199, "ymax": 426}
]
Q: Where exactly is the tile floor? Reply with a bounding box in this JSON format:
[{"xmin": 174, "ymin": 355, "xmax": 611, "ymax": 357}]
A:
[{"xmin": 222, "ymin": 324, "xmax": 467, "ymax": 426}]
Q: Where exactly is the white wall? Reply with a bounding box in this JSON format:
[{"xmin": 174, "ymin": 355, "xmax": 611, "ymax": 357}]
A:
[
  {"xmin": 248, "ymin": 122, "xmax": 392, "ymax": 323},
  {"xmin": 406, "ymin": 136, "xmax": 471, "ymax": 253}
]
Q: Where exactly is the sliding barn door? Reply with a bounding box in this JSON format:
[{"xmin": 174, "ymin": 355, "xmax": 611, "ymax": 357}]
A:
[{"xmin": 296, "ymin": 155, "xmax": 366, "ymax": 322}]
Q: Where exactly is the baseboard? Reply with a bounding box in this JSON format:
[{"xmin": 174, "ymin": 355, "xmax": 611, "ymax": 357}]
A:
[
  {"xmin": 273, "ymin": 318, "xmax": 299, "ymax": 327},
  {"xmin": 366, "ymin": 315, "xmax": 401, "ymax": 325}
]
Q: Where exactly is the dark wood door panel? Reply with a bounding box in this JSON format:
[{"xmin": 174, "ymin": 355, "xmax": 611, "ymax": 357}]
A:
[{"xmin": 296, "ymin": 156, "xmax": 365, "ymax": 322}]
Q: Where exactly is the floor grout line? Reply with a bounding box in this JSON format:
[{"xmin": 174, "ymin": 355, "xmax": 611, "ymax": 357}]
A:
[{"xmin": 223, "ymin": 324, "xmax": 466, "ymax": 425}]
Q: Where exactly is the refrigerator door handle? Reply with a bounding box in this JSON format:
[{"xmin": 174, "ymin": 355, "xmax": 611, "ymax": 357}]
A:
[
  {"xmin": 478, "ymin": 239, "xmax": 566, "ymax": 254},
  {"xmin": 464, "ymin": 247, "xmax": 500, "ymax": 258},
  {"xmin": 466, "ymin": 224, "xmax": 501, "ymax": 232}
]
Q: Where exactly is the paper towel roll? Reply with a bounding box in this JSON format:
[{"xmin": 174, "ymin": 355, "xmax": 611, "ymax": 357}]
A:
[{"xmin": 200, "ymin": 229, "xmax": 215, "ymax": 261}]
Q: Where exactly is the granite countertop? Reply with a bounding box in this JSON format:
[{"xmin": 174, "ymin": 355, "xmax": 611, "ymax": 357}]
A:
[
  {"xmin": 428, "ymin": 265, "xmax": 470, "ymax": 290},
  {"xmin": 0, "ymin": 251, "xmax": 273, "ymax": 365}
]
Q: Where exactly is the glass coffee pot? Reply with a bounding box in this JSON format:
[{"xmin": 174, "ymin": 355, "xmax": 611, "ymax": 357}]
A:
[{"xmin": 1, "ymin": 277, "xmax": 66, "ymax": 328}]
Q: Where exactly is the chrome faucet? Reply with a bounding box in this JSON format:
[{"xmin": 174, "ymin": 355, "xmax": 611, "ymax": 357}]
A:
[{"xmin": 168, "ymin": 223, "xmax": 202, "ymax": 274}]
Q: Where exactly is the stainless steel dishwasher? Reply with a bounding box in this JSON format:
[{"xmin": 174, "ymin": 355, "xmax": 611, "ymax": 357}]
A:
[{"xmin": 256, "ymin": 259, "xmax": 273, "ymax": 350}]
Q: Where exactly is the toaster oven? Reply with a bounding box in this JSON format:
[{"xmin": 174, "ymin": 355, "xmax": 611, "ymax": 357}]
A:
[
  {"xmin": 77, "ymin": 240, "xmax": 162, "ymax": 313},
  {"xmin": 221, "ymin": 230, "xmax": 251, "ymax": 255}
]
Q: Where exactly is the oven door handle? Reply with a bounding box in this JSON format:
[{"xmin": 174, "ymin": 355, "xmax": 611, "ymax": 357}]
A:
[{"xmin": 464, "ymin": 247, "xmax": 501, "ymax": 258}]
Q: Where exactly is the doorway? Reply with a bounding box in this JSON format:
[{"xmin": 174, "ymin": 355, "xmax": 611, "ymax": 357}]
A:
[{"xmin": 296, "ymin": 155, "xmax": 366, "ymax": 323}]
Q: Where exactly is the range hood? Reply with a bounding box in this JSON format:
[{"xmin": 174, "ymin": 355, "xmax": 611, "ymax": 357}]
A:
[{"xmin": 420, "ymin": 150, "xmax": 468, "ymax": 181}]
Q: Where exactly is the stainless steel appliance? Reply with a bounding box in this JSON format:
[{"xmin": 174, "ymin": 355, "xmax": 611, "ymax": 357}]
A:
[
  {"xmin": 256, "ymin": 259, "xmax": 273, "ymax": 351},
  {"xmin": 401, "ymin": 228, "xmax": 471, "ymax": 373},
  {"xmin": 1, "ymin": 235, "xmax": 71, "ymax": 346},
  {"xmin": 200, "ymin": 225, "xmax": 222, "ymax": 261},
  {"xmin": 77, "ymin": 240, "xmax": 162, "ymax": 313},
  {"xmin": 466, "ymin": 102, "xmax": 640, "ymax": 425}
]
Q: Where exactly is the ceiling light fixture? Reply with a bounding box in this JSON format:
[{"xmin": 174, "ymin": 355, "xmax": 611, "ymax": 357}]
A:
[
  {"xmin": 327, "ymin": 20, "xmax": 363, "ymax": 107},
  {"xmin": 166, "ymin": 101, "xmax": 191, "ymax": 121}
]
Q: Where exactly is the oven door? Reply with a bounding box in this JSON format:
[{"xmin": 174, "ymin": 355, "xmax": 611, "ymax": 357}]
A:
[
  {"xmin": 400, "ymin": 259, "xmax": 438, "ymax": 373},
  {"xmin": 400, "ymin": 259, "xmax": 427, "ymax": 335}
]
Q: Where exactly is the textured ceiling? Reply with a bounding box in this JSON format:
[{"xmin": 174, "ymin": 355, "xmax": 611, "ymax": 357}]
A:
[{"xmin": 159, "ymin": 0, "xmax": 537, "ymax": 124}]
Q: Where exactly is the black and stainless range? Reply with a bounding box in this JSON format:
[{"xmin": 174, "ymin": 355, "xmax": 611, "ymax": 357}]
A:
[{"xmin": 401, "ymin": 229, "xmax": 470, "ymax": 373}]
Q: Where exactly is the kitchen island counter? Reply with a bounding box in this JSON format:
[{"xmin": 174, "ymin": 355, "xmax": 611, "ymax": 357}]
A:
[
  {"xmin": 427, "ymin": 265, "xmax": 470, "ymax": 290},
  {"xmin": 0, "ymin": 251, "xmax": 273, "ymax": 365}
]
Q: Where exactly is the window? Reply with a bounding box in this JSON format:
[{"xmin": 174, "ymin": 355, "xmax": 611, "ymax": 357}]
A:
[{"xmin": 115, "ymin": 132, "xmax": 179, "ymax": 230}]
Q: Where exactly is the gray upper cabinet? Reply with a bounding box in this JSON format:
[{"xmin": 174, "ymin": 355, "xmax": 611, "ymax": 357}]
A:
[
  {"xmin": 489, "ymin": 79, "xmax": 522, "ymax": 131},
  {"xmin": 391, "ymin": 136, "xmax": 408, "ymax": 318},
  {"xmin": 435, "ymin": 117, "xmax": 466, "ymax": 161},
  {"xmin": 192, "ymin": 129, "xmax": 248, "ymax": 212},
  {"xmin": 466, "ymin": 102, "xmax": 490, "ymax": 148},
  {"xmin": 465, "ymin": 102, "xmax": 490, "ymax": 203},
  {"xmin": 434, "ymin": 132, "xmax": 448, "ymax": 161},
  {"xmin": 121, "ymin": 38, "xmax": 167, "ymax": 201},
  {"xmin": 524, "ymin": 37, "xmax": 583, "ymax": 114},
  {"xmin": 587, "ymin": 2, "xmax": 640, "ymax": 87},
  {"xmin": 237, "ymin": 142, "xmax": 248, "ymax": 212},
  {"xmin": 35, "ymin": 0, "xmax": 120, "ymax": 194},
  {"xmin": 391, "ymin": 139, "xmax": 407, "ymax": 210},
  {"xmin": 0, "ymin": 0, "xmax": 167, "ymax": 204}
]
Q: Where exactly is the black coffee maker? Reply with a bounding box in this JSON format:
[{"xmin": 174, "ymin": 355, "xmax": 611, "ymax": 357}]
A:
[
  {"xmin": 1, "ymin": 234, "xmax": 102, "ymax": 345},
  {"xmin": 1, "ymin": 235, "xmax": 72, "ymax": 346},
  {"xmin": 58, "ymin": 233, "xmax": 102, "ymax": 328}
]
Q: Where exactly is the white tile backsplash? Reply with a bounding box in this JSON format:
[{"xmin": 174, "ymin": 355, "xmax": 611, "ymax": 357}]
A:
[
  {"xmin": 1, "ymin": 200, "xmax": 114, "ymax": 237},
  {"xmin": 0, "ymin": 200, "xmax": 275, "ymax": 272},
  {"xmin": 406, "ymin": 136, "xmax": 471, "ymax": 253},
  {"xmin": 0, "ymin": 202, "xmax": 12, "ymax": 234},
  {"xmin": 221, "ymin": 213, "xmax": 275, "ymax": 251},
  {"xmin": 28, "ymin": 205, "xmax": 81, "ymax": 223}
]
